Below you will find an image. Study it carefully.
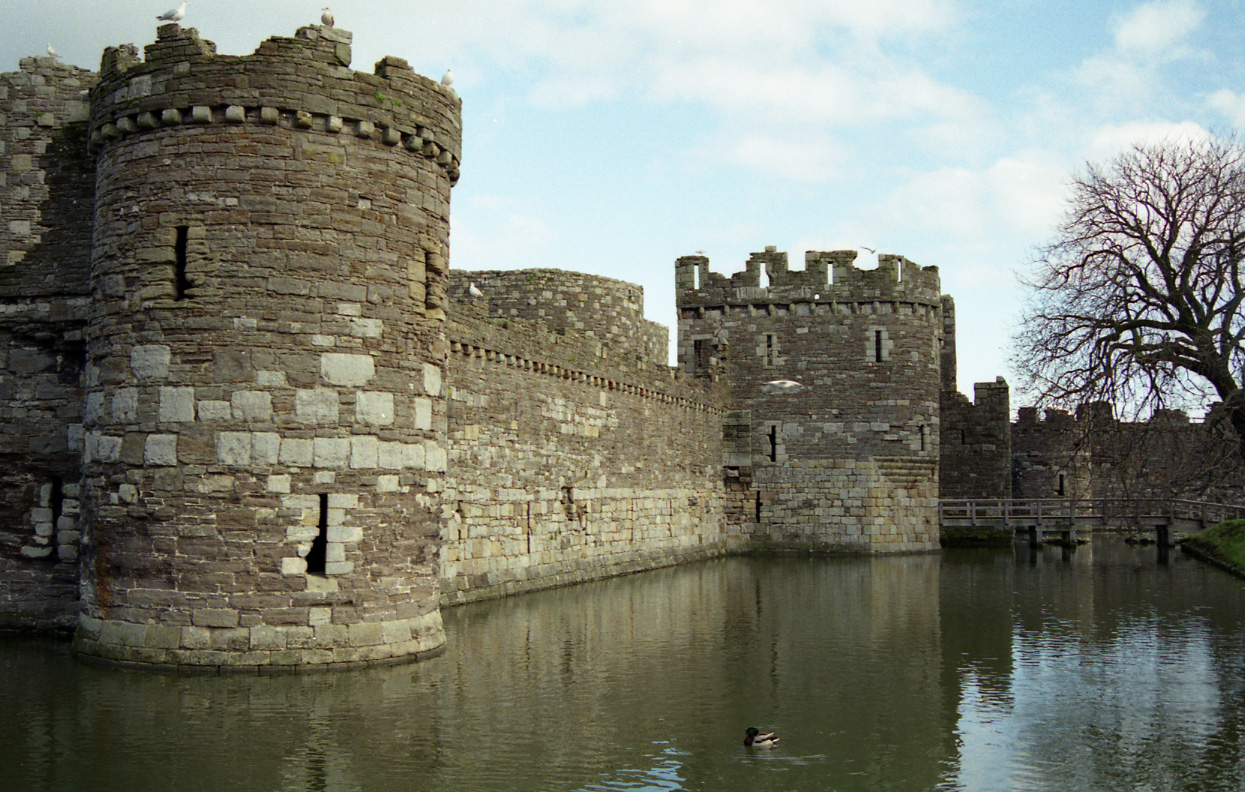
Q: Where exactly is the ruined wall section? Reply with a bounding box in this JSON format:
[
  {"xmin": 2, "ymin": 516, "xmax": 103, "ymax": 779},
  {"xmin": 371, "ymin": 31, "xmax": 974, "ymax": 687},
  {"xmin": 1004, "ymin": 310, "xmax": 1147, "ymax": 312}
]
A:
[
  {"xmin": 677, "ymin": 248, "xmax": 942, "ymax": 552},
  {"xmin": 1011, "ymin": 407, "xmax": 1092, "ymax": 499},
  {"xmin": 448, "ymin": 269, "xmax": 667, "ymax": 365},
  {"xmin": 443, "ymin": 279, "xmax": 733, "ymax": 605},
  {"xmin": 0, "ymin": 57, "xmax": 98, "ymax": 630},
  {"xmin": 74, "ymin": 24, "xmax": 459, "ymax": 669},
  {"xmin": 940, "ymin": 379, "xmax": 1011, "ymax": 499}
]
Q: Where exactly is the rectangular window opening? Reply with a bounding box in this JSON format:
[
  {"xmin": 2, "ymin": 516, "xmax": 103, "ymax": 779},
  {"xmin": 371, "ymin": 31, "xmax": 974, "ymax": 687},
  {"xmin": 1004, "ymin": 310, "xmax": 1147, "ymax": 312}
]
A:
[
  {"xmin": 1057, "ymin": 473, "xmax": 1066, "ymax": 497},
  {"xmin": 919, "ymin": 425, "xmax": 927, "ymax": 452},
  {"xmin": 173, "ymin": 225, "xmax": 191, "ymax": 301},
  {"xmin": 307, "ymin": 493, "xmax": 329, "ymax": 575},
  {"xmin": 767, "ymin": 425, "xmax": 778, "ymax": 462},
  {"xmin": 764, "ymin": 333, "xmax": 776, "ymax": 367},
  {"xmin": 874, "ymin": 330, "xmax": 884, "ymax": 362},
  {"xmin": 754, "ymin": 491, "xmax": 762, "ymax": 522}
]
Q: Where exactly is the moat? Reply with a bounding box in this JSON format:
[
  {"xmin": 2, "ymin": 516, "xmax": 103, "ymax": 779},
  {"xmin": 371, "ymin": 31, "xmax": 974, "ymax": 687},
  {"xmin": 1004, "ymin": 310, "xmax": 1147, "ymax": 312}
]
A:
[{"xmin": 4, "ymin": 536, "xmax": 1244, "ymax": 792}]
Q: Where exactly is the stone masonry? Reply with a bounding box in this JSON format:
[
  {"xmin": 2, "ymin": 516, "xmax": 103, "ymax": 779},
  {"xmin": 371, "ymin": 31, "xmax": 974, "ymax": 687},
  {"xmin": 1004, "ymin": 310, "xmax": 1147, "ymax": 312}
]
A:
[{"xmin": 0, "ymin": 24, "xmax": 1015, "ymax": 671}]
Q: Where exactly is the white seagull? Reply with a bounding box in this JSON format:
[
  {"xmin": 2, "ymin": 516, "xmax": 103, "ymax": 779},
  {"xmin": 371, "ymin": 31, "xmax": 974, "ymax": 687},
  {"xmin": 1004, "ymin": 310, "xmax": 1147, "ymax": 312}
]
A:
[
  {"xmin": 762, "ymin": 380, "xmax": 804, "ymax": 395},
  {"xmin": 468, "ymin": 282, "xmax": 484, "ymax": 299},
  {"xmin": 321, "ymin": 7, "xmax": 334, "ymax": 26},
  {"xmin": 441, "ymin": 69, "xmax": 454, "ymax": 87},
  {"xmin": 45, "ymin": 44, "xmax": 59, "ymax": 59},
  {"xmin": 157, "ymin": 1, "xmax": 188, "ymax": 22}
]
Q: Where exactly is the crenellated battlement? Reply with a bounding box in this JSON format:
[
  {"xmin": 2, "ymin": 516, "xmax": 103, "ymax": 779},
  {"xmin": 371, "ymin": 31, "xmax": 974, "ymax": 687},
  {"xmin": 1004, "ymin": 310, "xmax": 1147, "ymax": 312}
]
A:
[
  {"xmin": 676, "ymin": 246, "xmax": 941, "ymax": 309},
  {"xmin": 88, "ymin": 24, "xmax": 461, "ymax": 182}
]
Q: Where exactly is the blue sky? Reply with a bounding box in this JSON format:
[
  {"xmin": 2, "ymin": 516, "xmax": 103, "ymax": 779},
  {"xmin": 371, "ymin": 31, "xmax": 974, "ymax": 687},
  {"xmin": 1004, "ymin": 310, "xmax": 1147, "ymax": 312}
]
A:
[{"xmin": 5, "ymin": 0, "xmax": 1244, "ymax": 402}]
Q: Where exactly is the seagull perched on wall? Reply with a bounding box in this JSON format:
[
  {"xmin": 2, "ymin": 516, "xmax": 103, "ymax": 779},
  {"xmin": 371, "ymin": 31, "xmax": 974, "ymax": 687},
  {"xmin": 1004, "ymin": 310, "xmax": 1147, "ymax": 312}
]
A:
[
  {"xmin": 762, "ymin": 379, "xmax": 803, "ymax": 395},
  {"xmin": 45, "ymin": 44, "xmax": 59, "ymax": 60},
  {"xmin": 468, "ymin": 282, "xmax": 485, "ymax": 299},
  {"xmin": 321, "ymin": 7, "xmax": 334, "ymax": 26},
  {"xmin": 441, "ymin": 69, "xmax": 454, "ymax": 87},
  {"xmin": 157, "ymin": 1, "xmax": 188, "ymax": 22}
]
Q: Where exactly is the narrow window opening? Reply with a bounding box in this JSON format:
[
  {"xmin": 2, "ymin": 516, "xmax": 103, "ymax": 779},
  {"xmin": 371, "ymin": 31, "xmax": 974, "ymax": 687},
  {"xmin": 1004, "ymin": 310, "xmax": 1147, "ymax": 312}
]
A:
[
  {"xmin": 959, "ymin": 428, "xmax": 966, "ymax": 445},
  {"xmin": 173, "ymin": 225, "xmax": 191, "ymax": 301},
  {"xmin": 693, "ymin": 338, "xmax": 712, "ymax": 376},
  {"xmin": 874, "ymin": 330, "xmax": 884, "ymax": 362},
  {"xmin": 306, "ymin": 493, "xmax": 329, "ymax": 575},
  {"xmin": 754, "ymin": 491, "xmax": 762, "ymax": 522},
  {"xmin": 919, "ymin": 425, "xmax": 927, "ymax": 452},
  {"xmin": 764, "ymin": 333, "xmax": 776, "ymax": 367},
  {"xmin": 49, "ymin": 476, "xmax": 64, "ymax": 526},
  {"xmin": 1056, "ymin": 473, "xmax": 1066, "ymax": 497},
  {"xmin": 768, "ymin": 425, "xmax": 778, "ymax": 462}
]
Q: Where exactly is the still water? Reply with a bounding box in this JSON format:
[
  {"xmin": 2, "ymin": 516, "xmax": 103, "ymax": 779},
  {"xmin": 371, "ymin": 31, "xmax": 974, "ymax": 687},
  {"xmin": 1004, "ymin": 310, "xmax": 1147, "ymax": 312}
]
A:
[{"xmin": 4, "ymin": 536, "xmax": 1245, "ymax": 792}]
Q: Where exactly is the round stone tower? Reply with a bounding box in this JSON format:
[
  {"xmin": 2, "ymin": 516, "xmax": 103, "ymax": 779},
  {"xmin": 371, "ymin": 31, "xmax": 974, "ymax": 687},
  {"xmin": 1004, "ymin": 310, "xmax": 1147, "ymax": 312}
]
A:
[{"xmin": 75, "ymin": 23, "xmax": 460, "ymax": 669}]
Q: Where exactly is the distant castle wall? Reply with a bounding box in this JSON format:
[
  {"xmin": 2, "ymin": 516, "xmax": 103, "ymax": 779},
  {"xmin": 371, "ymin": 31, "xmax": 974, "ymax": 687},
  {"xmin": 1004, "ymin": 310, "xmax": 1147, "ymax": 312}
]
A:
[
  {"xmin": 442, "ymin": 275, "xmax": 735, "ymax": 604},
  {"xmin": 0, "ymin": 57, "xmax": 97, "ymax": 630},
  {"xmin": 940, "ymin": 379, "xmax": 1011, "ymax": 499},
  {"xmin": 676, "ymin": 247, "xmax": 942, "ymax": 551}
]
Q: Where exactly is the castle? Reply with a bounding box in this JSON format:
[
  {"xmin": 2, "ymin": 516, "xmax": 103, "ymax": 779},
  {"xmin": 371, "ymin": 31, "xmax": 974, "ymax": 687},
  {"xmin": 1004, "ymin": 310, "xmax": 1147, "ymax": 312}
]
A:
[{"xmin": 0, "ymin": 25, "xmax": 1011, "ymax": 670}]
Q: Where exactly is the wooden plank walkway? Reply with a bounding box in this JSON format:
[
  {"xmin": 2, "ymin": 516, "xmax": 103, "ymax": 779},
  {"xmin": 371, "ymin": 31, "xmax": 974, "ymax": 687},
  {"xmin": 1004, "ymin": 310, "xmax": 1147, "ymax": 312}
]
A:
[{"xmin": 939, "ymin": 498, "xmax": 1245, "ymax": 545}]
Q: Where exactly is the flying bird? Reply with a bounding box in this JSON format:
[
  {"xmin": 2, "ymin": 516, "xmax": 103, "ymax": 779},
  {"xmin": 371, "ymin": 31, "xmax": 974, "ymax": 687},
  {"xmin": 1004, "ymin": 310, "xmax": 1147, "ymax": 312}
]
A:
[
  {"xmin": 762, "ymin": 380, "xmax": 803, "ymax": 395},
  {"xmin": 441, "ymin": 69, "xmax": 454, "ymax": 87},
  {"xmin": 468, "ymin": 282, "xmax": 484, "ymax": 299},
  {"xmin": 45, "ymin": 44, "xmax": 59, "ymax": 59},
  {"xmin": 157, "ymin": 1, "xmax": 188, "ymax": 22},
  {"xmin": 744, "ymin": 727, "xmax": 779, "ymax": 748},
  {"xmin": 321, "ymin": 7, "xmax": 334, "ymax": 26},
  {"xmin": 860, "ymin": 245, "xmax": 876, "ymax": 253}
]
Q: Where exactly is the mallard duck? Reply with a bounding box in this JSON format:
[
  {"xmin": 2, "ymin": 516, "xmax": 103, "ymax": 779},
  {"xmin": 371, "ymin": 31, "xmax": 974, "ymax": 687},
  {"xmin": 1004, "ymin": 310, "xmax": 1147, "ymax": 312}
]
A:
[{"xmin": 743, "ymin": 727, "xmax": 779, "ymax": 747}]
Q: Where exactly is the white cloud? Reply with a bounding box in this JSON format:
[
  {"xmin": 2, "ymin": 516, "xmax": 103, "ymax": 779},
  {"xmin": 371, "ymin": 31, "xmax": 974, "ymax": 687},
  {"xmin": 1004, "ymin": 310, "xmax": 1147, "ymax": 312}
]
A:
[
  {"xmin": 450, "ymin": 195, "xmax": 557, "ymax": 271},
  {"xmin": 1207, "ymin": 89, "xmax": 1245, "ymax": 129},
  {"xmin": 1112, "ymin": 0, "xmax": 1205, "ymax": 56},
  {"xmin": 1084, "ymin": 120, "xmax": 1211, "ymax": 160}
]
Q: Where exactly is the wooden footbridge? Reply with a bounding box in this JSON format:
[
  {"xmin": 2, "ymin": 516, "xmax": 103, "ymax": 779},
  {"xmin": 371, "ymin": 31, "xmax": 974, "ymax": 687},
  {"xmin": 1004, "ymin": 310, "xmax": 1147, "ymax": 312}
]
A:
[{"xmin": 938, "ymin": 498, "xmax": 1245, "ymax": 546}]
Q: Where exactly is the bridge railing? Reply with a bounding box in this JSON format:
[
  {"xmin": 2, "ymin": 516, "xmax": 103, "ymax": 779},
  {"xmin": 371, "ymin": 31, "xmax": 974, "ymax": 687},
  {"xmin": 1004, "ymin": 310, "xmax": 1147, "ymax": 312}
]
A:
[{"xmin": 939, "ymin": 498, "xmax": 1245, "ymax": 528}]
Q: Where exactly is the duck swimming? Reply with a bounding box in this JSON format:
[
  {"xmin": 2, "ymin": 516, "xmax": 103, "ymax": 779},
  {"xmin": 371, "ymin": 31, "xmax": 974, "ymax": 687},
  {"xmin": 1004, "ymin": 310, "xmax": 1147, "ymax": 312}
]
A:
[{"xmin": 743, "ymin": 727, "xmax": 779, "ymax": 748}]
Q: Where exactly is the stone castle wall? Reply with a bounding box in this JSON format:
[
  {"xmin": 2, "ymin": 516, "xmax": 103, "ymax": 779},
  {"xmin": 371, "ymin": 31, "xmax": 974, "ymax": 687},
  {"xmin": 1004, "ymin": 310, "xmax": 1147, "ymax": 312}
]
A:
[
  {"xmin": 676, "ymin": 247, "xmax": 942, "ymax": 552},
  {"xmin": 69, "ymin": 24, "xmax": 460, "ymax": 669},
  {"xmin": 0, "ymin": 57, "xmax": 97, "ymax": 630},
  {"xmin": 442, "ymin": 280, "xmax": 735, "ymax": 604},
  {"xmin": 941, "ymin": 379, "xmax": 1011, "ymax": 499}
]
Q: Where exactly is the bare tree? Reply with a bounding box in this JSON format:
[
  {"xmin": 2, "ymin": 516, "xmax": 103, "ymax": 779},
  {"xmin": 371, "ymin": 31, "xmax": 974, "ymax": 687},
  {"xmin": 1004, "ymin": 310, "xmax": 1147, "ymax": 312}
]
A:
[{"xmin": 1014, "ymin": 135, "xmax": 1245, "ymax": 462}]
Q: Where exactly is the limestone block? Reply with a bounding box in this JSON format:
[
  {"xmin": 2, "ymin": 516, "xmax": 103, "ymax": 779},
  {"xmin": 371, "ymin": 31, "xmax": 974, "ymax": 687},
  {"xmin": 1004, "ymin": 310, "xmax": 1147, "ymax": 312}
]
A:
[
  {"xmin": 313, "ymin": 437, "xmax": 350, "ymax": 468},
  {"xmin": 252, "ymin": 432, "xmax": 280, "ymax": 466},
  {"xmin": 356, "ymin": 392, "xmax": 393, "ymax": 425},
  {"xmin": 158, "ymin": 386, "xmax": 196, "ymax": 423},
  {"xmin": 97, "ymin": 434, "xmax": 122, "ymax": 463},
  {"xmin": 350, "ymin": 435, "xmax": 378, "ymax": 469},
  {"xmin": 217, "ymin": 432, "xmax": 252, "ymax": 465},
  {"xmin": 328, "ymin": 493, "xmax": 358, "ymax": 509},
  {"xmin": 350, "ymin": 317, "xmax": 383, "ymax": 338},
  {"xmin": 232, "ymin": 390, "xmax": 273, "ymax": 422},
  {"xmin": 325, "ymin": 543, "xmax": 346, "ymax": 563},
  {"xmin": 281, "ymin": 556, "xmax": 308, "ymax": 575},
  {"xmin": 131, "ymin": 345, "xmax": 171, "ymax": 381},
  {"xmin": 256, "ymin": 370, "xmax": 287, "ymax": 387},
  {"xmin": 423, "ymin": 363, "xmax": 442, "ymax": 396},
  {"xmin": 279, "ymin": 438, "xmax": 313, "ymax": 467},
  {"xmin": 376, "ymin": 475, "xmax": 401, "ymax": 493},
  {"xmin": 413, "ymin": 397, "xmax": 432, "ymax": 430},
  {"xmin": 84, "ymin": 392, "xmax": 104, "ymax": 423},
  {"xmin": 403, "ymin": 442, "xmax": 425, "ymax": 470},
  {"xmin": 113, "ymin": 388, "xmax": 139, "ymax": 423},
  {"xmin": 327, "ymin": 525, "xmax": 362, "ymax": 543},
  {"xmin": 145, "ymin": 434, "xmax": 178, "ymax": 466},
  {"xmin": 267, "ymin": 474, "xmax": 291, "ymax": 494},
  {"xmin": 377, "ymin": 441, "xmax": 404, "ymax": 469},
  {"xmin": 321, "ymin": 353, "xmax": 374, "ymax": 387},
  {"xmin": 325, "ymin": 561, "xmax": 354, "ymax": 576},
  {"xmin": 296, "ymin": 388, "xmax": 339, "ymax": 424},
  {"xmin": 425, "ymin": 441, "xmax": 447, "ymax": 472},
  {"xmin": 197, "ymin": 400, "xmax": 231, "ymax": 421}
]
